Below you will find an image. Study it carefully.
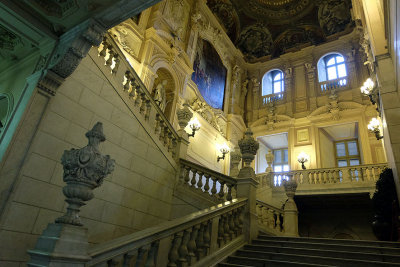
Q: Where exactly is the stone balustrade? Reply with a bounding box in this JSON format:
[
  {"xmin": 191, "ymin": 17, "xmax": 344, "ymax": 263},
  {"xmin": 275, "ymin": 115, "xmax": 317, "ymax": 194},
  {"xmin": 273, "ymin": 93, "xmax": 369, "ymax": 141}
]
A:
[
  {"xmin": 256, "ymin": 200, "xmax": 284, "ymax": 235},
  {"xmin": 96, "ymin": 35, "xmax": 179, "ymax": 160},
  {"xmin": 178, "ymin": 158, "xmax": 237, "ymax": 201},
  {"xmin": 319, "ymin": 77, "xmax": 348, "ymax": 94},
  {"xmin": 87, "ymin": 198, "xmax": 246, "ymax": 266},
  {"xmin": 257, "ymin": 163, "xmax": 388, "ymax": 187},
  {"xmin": 261, "ymin": 92, "xmax": 284, "ymax": 106}
]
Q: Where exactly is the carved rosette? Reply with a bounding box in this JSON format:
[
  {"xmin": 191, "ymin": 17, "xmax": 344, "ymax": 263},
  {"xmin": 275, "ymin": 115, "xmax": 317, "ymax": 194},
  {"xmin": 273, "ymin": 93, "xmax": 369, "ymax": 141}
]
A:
[
  {"xmin": 283, "ymin": 178, "xmax": 298, "ymax": 199},
  {"xmin": 238, "ymin": 128, "xmax": 259, "ymax": 167},
  {"xmin": 56, "ymin": 122, "xmax": 115, "ymax": 226},
  {"xmin": 177, "ymin": 102, "xmax": 193, "ymax": 130}
]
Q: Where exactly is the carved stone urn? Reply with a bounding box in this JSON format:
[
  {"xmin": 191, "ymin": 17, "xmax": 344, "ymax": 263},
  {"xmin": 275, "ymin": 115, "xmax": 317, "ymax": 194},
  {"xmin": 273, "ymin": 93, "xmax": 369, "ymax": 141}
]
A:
[
  {"xmin": 283, "ymin": 178, "xmax": 298, "ymax": 200},
  {"xmin": 56, "ymin": 122, "xmax": 115, "ymax": 226},
  {"xmin": 229, "ymin": 146, "xmax": 242, "ymax": 177},
  {"xmin": 238, "ymin": 128, "xmax": 259, "ymax": 168},
  {"xmin": 177, "ymin": 101, "xmax": 193, "ymax": 130}
]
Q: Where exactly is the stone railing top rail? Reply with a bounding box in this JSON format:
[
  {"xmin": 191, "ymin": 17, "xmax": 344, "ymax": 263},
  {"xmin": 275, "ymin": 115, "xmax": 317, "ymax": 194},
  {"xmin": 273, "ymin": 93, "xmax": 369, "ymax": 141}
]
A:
[
  {"xmin": 106, "ymin": 33, "xmax": 179, "ymax": 141},
  {"xmin": 88, "ymin": 198, "xmax": 247, "ymax": 264},
  {"xmin": 256, "ymin": 199, "xmax": 283, "ymax": 213},
  {"xmin": 319, "ymin": 77, "xmax": 348, "ymax": 85},
  {"xmin": 179, "ymin": 158, "xmax": 237, "ymax": 186},
  {"xmin": 256, "ymin": 163, "xmax": 388, "ymax": 177}
]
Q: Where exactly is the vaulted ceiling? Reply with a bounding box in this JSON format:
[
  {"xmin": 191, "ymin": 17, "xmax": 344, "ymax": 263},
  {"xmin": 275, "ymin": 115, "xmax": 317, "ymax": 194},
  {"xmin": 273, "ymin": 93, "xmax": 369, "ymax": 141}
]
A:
[{"xmin": 207, "ymin": 0, "xmax": 354, "ymax": 62}]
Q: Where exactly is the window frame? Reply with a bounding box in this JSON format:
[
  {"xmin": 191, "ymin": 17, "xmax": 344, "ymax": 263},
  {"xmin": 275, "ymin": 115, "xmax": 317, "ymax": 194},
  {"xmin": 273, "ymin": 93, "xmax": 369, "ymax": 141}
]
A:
[
  {"xmin": 324, "ymin": 54, "xmax": 347, "ymax": 81},
  {"xmin": 262, "ymin": 69, "xmax": 285, "ymax": 96},
  {"xmin": 334, "ymin": 139, "xmax": 361, "ymax": 167}
]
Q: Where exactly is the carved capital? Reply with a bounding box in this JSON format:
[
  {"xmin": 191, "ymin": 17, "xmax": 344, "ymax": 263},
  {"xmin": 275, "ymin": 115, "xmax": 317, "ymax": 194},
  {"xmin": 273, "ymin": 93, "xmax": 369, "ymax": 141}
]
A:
[{"xmin": 37, "ymin": 70, "xmax": 65, "ymax": 97}]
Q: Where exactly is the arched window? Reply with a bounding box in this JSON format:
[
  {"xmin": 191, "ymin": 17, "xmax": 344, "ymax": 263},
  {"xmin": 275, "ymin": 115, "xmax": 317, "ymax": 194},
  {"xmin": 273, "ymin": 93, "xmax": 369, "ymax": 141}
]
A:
[
  {"xmin": 262, "ymin": 69, "xmax": 284, "ymax": 96},
  {"xmin": 317, "ymin": 53, "xmax": 347, "ymax": 82}
]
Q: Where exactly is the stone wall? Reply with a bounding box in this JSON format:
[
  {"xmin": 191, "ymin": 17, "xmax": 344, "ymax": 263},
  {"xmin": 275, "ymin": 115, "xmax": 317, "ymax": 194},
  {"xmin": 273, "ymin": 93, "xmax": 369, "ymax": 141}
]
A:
[{"xmin": 0, "ymin": 54, "xmax": 177, "ymax": 265}]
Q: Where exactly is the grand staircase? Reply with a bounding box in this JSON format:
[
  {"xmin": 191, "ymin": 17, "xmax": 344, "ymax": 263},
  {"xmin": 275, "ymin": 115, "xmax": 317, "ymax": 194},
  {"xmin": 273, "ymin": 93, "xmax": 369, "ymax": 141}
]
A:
[{"xmin": 219, "ymin": 234, "xmax": 400, "ymax": 266}]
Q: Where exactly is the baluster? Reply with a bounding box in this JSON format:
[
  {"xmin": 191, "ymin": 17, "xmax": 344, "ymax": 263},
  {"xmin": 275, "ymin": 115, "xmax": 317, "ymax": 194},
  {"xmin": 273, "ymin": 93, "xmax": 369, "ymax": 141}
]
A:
[
  {"xmin": 257, "ymin": 204, "xmax": 263, "ymax": 224},
  {"xmin": 167, "ymin": 132, "xmax": 173, "ymax": 152},
  {"xmin": 179, "ymin": 165, "xmax": 187, "ymax": 184},
  {"xmin": 228, "ymin": 211, "xmax": 235, "ymax": 239},
  {"xmin": 158, "ymin": 121, "xmax": 165, "ymax": 141},
  {"xmin": 366, "ymin": 167, "xmax": 372, "ymax": 181},
  {"xmin": 129, "ymin": 78, "xmax": 136, "ymax": 98},
  {"xmin": 108, "ymin": 255, "xmax": 123, "ymax": 267},
  {"xmin": 135, "ymin": 244, "xmax": 150, "ymax": 267},
  {"xmin": 276, "ymin": 212, "xmax": 282, "ymax": 232},
  {"xmin": 98, "ymin": 37, "xmax": 108, "ymax": 57},
  {"xmin": 105, "ymin": 48, "xmax": 114, "ymax": 67},
  {"xmin": 154, "ymin": 114, "xmax": 161, "ymax": 134},
  {"xmin": 203, "ymin": 174, "xmax": 211, "ymax": 194},
  {"xmin": 226, "ymin": 183, "xmax": 233, "ymax": 201},
  {"xmin": 233, "ymin": 208, "xmax": 241, "ymax": 235},
  {"xmin": 268, "ymin": 209, "xmax": 274, "ymax": 229},
  {"xmin": 178, "ymin": 229, "xmax": 191, "ymax": 267},
  {"xmin": 196, "ymin": 171, "xmax": 204, "ymax": 189},
  {"xmin": 168, "ymin": 232, "xmax": 183, "ymax": 267},
  {"xmin": 196, "ymin": 223, "xmax": 205, "ymax": 259},
  {"xmin": 223, "ymin": 213, "xmax": 231, "ymax": 243},
  {"xmin": 171, "ymin": 137, "xmax": 177, "ymax": 159},
  {"xmin": 140, "ymin": 92, "xmax": 147, "ymax": 114},
  {"xmin": 238, "ymin": 207, "xmax": 244, "ymax": 231},
  {"xmin": 123, "ymin": 249, "xmax": 138, "ymax": 267},
  {"xmin": 134, "ymin": 81, "xmax": 141, "ymax": 106},
  {"xmin": 217, "ymin": 215, "xmax": 225, "ymax": 247},
  {"xmin": 211, "ymin": 177, "xmax": 218, "ymax": 197},
  {"xmin": 184, "ymin": 166, "xmax": 191, "ymax": 185},
  {"xmin": 145, "ymin": 100, "xmax": 151, "ymax": 121},
  {"xmin": 111, "ymin": 53, "xmax": 120, "ymax": 74},
  {"xmin": 202, "ymin": 220, "xmax": 211, "ymax": 256},
  {"xmin": 190, "ymin": 169, "xmax": 197, "ymax": 187},
  {"xmin": 145, "ymin": 241, "xmax": 159, "ymax": 267},
  {"xmin": 218, "ymin": 180, "xmax": 226, "ymax": 200},
  {"xmin": 261, "ymin": 206, "xmax": 268, "ymax": 227},
  {"xmin": 187, "ymin": 225, "xmax": 199, "ymax": 265},
  {"xmin": 123, "ymin": 71, "xmax": 131, "ymax": 91},
  {"xmin": 163, "ymin": 127, "xmax": 170, "ymax": 146}
]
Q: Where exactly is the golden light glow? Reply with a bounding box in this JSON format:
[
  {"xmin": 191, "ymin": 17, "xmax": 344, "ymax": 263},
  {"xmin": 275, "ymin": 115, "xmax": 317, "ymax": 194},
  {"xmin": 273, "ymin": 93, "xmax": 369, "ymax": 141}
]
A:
[
  {"xmin": 360, "ymin": 78, "xmax": 374, "ymax": 95},
  {"xmin": 188, "ymin": 117, "xmax": 201, "ymax": 131},
  {"xmin": 368, "ymin": 117, "xmax": 380, "ymax": 131}
]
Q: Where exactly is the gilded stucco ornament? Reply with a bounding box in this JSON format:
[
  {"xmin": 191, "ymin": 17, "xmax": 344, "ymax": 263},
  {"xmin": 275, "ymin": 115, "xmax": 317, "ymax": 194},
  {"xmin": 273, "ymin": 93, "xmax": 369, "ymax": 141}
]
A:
[
  {"xmin": 56, "ymin": 122, "xmax": 115, "ymax": 226},
  {"xmin": 237, "ymin": 23, "xmax": 273, "ymax": 59},
  {"xmin": 238, "ymin": 128, "xmax": 259, "ymax": 167},
  {"xmin": 317, "ymin": 0, "xmax": 351, "ymax": 35}
]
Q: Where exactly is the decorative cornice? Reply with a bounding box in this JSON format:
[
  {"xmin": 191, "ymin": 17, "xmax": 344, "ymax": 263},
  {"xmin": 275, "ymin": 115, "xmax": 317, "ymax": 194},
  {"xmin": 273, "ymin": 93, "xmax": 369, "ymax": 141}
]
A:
[{"xmin": 37, "ymin": 70, "xmax": 65, "ymax": 97}]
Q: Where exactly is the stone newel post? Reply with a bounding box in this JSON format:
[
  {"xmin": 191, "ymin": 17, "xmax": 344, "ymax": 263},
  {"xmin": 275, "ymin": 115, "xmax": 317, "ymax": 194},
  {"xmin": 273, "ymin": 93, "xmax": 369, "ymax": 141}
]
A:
[
  {"xmin": 28, "ymin": 122, "xmax": 115, "ymax": 266},
  {"xmin": 176, "ymin": 101, "xmax": 193, "ymax": 159},
  {"xmin": 283, "ymin": 178, "xmax": 299, "ymax": 237},
  {"xmin": 237, "ymin": 128, "xmax": 259, "ymax": 242}
]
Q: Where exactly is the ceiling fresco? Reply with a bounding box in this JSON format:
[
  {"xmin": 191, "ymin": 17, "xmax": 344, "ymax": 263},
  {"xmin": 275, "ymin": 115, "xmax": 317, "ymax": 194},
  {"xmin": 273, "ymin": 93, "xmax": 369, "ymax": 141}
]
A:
[{"xmin": 206, "ymin": 0, "xmax": 354, "ymax": 62}]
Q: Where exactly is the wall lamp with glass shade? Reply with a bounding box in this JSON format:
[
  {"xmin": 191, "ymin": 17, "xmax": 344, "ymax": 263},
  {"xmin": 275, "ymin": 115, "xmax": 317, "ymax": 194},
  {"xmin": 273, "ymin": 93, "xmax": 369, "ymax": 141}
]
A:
[
  {"xmin": 368, "ymin": 117, "xmax": 383, "ymax": 140},
  {"xmin": 187, "ymin": 117, "xmax": 201, "ymax": 138},
  {"xmin": 297, "ymin": 152, "xmax": 309, "ymax": 170},
  {"xmin": 360, "ymin": 78, "xmax": 379, "ymax": 105},
  {"xmin": 217, "ymin": 143, "xmax": 230, "ymax": 162}
]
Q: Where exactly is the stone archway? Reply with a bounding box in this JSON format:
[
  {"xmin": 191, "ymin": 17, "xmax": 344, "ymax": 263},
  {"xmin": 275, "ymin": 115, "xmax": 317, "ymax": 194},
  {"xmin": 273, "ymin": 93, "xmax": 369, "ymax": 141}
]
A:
[{"xmin": 152, "ymin": 68, "xmax": 176, "ymax": 121}]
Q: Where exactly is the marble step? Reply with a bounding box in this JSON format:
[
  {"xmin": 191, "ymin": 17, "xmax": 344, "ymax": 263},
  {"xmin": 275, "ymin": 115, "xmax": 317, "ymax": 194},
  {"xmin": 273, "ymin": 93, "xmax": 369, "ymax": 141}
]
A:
[
  {"xmin": 252, "ymin": 238, "xmax": 400, "ymax": 255},
  {"xmin": 222, "ymin": 255, "xmax": 335, "ymax": 267},
  {"xmin": 243, "ymin": 244, "xmax": 400, "ymax": 263},
  {"xmin": 257, "ymin": 234, "xmax": 400, "ymax": 248},
  {"xmin": 234, "ymin": 249, "xmax": 400, "ymax": 266}
]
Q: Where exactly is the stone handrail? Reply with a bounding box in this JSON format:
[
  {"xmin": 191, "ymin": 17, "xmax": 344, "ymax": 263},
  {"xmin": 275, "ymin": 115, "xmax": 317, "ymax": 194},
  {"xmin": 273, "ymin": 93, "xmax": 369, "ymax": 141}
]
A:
[
  {"xmin": 178, "ymin": 158, "xmax": 237, "ymax": 201},
  {"xmin": 256, "ymin": 200, "xmax": 284, "ymax": 235},
  {"xmin": 319, "ymin": 77, "xmax": 348, "ymax": 94},
  {"xmin": 87, "ymin": 198, "xmax": 247, "ymax": 266},
  {"xmin": 96, "ymin": 34, "xmax": 179, "ymax": 159},
  {"xmin": 261, "ymin": 92, "xmax": 284, "ymax": 106},
  {"xmin": 257, "ymin": 163, "xmax": 388, "ymax": 187}
]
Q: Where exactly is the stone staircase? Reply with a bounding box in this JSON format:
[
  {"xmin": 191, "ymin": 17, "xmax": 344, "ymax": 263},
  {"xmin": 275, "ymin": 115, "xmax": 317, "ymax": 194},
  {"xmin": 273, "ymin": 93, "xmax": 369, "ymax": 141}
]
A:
[{"xmin": 219, "ymin": 234, "xmax": 400, "ymax": 266}]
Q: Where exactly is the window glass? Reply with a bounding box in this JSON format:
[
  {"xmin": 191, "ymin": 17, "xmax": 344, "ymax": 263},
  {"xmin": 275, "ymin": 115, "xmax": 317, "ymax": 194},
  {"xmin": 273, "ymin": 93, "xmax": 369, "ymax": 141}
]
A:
[
  {"xmin": 262, "ymin": 70, "xmax": 284, "ymax": 96},
  {"xmin": 336, "ymin": 56, "xmax": 344, "ymax": 63},
  {"xmin": 338, "ymin": 64, "xmax": 347, "ymax": 78},
  {"xmin": 327, "ymin": 57, "xmax": 336, "ymax": 66},
  {"xmin": 274, "ymin": 81, "xmax": 282, "ymax": 93},
  {"xmin": 349, "ymin": 159, "xmax": 360, "ymax": 166},
  {"xmin": 338, "ymin": 160, "xmax": 347, "ymax": 167},
  {"xmin": 274, "ymin": 165, "xmax": 282, "ymax": 172},
  {"xmin": 283, "ymin": 165, "xmax": 289, "ymax": 172},
  {"xmin": 274, "ymin": 73, "xmax": 282, "ymax": 81},
  {"xmin": 336, "ymin": 142, "xmax": 346, "ymax": 157},
  {"xmin": 327, "ymin": 67, "xmax": 337, "ymax": 80},
  {"xmin": 348, "ymin": 141, "xmax": 358, "ymax": 156},
  {"xmin": 284, "ymin": 149, "xmax": 288, "ymax": 162},
  {"xmin": 274, "ymin": 150, "xmax": 282, "ymax": 163}
]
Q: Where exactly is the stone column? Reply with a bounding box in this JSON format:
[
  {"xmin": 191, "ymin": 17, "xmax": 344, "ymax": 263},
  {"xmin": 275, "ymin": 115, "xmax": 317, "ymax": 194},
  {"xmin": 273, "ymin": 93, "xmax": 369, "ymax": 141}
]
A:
[
  {"xmin": 176, "ymin": 102, "xmax": 193, "ymax": 160},
  {"xmin": 283, "ymin": 178, "xmax": 299, "ymax": 237},
  {"xmin": 284, "ymin": 67, "xmax": 293, "ymax": 117},
  {"xmin": 28, "ymin": 122, "xmax": 115, "ymax": 266},
  {"xmin": 237, "ymin": 128, "xmax": 259, "ymax": 242}
]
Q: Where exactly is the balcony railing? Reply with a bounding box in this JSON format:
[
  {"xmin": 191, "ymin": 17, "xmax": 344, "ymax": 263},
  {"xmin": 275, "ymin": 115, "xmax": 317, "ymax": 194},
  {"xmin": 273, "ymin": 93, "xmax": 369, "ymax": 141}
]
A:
[
  {"xmin": 257, "ymin": 163, "xmax": 388, "ymax": 187},
  {"xmin": 261, "ymin": 92, "xmax": 284, "ymax": 106},
  {"xmin": 319, "ymin": 77, "xmax": 348, "ymax": 94},
  {"xmin": 256, "ymin": 200, "xmax": 284, "ymax": 235}
]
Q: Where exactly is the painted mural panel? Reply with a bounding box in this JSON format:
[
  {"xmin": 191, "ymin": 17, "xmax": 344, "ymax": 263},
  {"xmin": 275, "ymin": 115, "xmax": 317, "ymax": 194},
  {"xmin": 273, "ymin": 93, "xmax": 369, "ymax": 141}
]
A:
[{"xmin": 192, "ymin": 38, "xmax": 227, "ymax": 110}]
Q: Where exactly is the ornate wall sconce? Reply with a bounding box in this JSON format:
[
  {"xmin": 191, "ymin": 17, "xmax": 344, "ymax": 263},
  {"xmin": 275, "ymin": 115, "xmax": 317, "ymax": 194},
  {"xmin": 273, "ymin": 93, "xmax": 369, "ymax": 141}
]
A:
[
  {"xmin": 368, "ymin": 117, "xmax": 383, "ymax": 140},
  {"xmin": 217, "ymin": 143, "xmax": 230, "ymax": 162},
  {"xmin": 297, "ymin": 152, "xmax": 309, "ymax": 170},
  {"xmin": 360, "ymin": 78, "xmax": 379, "ymax": 106},
  {"xmin": 187, "ymin": 117, "xmax": 201, "ymax": 138}
]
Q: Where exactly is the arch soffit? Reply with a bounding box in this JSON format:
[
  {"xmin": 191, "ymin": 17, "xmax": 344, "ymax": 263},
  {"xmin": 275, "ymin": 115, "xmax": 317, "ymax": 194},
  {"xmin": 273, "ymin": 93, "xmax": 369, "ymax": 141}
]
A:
[{"xmin": 150, "ymin": 59, "xmax": 182, "ymax": 92}]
